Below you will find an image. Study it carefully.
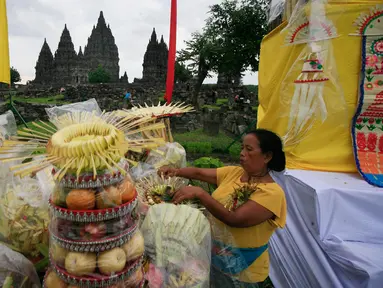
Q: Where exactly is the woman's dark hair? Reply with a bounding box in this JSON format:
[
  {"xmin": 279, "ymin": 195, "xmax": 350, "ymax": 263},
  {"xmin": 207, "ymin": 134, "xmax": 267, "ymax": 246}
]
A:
[{"xmin": 247, "ymin": 129, "xmax": 286, "ymax": 172}]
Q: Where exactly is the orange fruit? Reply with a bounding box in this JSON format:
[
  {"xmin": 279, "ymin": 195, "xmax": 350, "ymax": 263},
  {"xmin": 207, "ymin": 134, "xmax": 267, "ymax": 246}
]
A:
[
  {"xmin": 119, "ymin": 178, "xmax": 136, "ymax": 203},
  {"xmin": 66, "ymin": 189, "xmax": 96, "ymax": 210}
]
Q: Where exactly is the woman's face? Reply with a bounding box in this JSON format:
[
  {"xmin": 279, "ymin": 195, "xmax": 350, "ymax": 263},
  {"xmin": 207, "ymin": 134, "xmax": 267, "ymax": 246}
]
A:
[{"xmin": 240, "ymin": 134, "xmax": 271, "ymax": 173}]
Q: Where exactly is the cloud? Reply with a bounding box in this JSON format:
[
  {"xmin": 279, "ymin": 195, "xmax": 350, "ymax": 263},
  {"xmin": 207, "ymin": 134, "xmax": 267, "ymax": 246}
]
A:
[{"xmin": 7, "ymin": 0, "xmax": 258, "ymax": 85}]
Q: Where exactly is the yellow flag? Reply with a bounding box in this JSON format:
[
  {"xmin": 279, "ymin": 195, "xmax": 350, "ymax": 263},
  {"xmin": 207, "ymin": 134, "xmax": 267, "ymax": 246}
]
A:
[{"xmin": 0, "ymin": 0, "xmax": 10, "ymax": 84}]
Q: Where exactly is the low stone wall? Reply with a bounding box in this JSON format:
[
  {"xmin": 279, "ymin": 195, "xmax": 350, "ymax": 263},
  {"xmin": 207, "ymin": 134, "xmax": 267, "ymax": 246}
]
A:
[{"xmin": 12, "ymin": 101, "xmax": 52, "ymax": 123}]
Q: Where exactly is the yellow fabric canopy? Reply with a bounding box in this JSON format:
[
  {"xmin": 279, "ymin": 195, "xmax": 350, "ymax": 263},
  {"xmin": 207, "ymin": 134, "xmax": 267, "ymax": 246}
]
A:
[
  {"xmin": 0, "ymin": 0, "xmax": 10, "ymax": 84},
  {"xmin": 257, "ymin": 1, "xmax": 381, "ymax": 173}
]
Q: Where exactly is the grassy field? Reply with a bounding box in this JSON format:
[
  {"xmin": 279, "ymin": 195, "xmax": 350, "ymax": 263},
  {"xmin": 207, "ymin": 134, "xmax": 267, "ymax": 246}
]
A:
[{"xmin": 173, "ymin": 128, "xmax": 241, "ymax": 159}]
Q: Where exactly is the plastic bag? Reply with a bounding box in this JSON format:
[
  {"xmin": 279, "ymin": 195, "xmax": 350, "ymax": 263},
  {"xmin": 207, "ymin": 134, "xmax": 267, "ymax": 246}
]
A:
[
  {"xmin": 146, "ymin": 142, "xmax": 187, "ymax": 169},
  {"xmin": 278, "ymin": 0, "xmax": 348, "ymax": 147},
  {"xmin": 0, "ymin": 173, "xmax": 50, "ymax": 258},
  {"xmin": 0, "ymin": 244, "xmax": 41, "ymax": 288},
  {"xmin": 268, "ymin": 0, "xmax": 285, "ymax": 24},
  {"xmin": 130, "ymin": 162, "xmax": 157, "ymax": 182},
  {"xmin": 45, "ymin": 98, "xmax": 101, "ymax": 127},
  {"xmin": 142, "ymin": 204, "xmax": 211, "ymax": 288},
  {"xmin": 0, "ymin": 110, "xmax": 17, "ymax": 143},
  {"xmin": 0, "ymin": 110, "xmax": 19, "ymax": 186}
]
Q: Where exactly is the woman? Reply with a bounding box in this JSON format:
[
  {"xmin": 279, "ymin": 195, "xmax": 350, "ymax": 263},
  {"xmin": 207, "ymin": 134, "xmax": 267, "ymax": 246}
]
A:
[{"xmin": 159, "ymin": 129, "xmax": 287, "ymax": 287}]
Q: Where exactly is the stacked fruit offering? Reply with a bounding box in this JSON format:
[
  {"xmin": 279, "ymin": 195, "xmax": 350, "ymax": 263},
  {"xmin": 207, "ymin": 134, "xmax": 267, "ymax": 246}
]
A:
[{"xmin": 44, "ymin": 162, "xmax": 146, "ymax": 288}]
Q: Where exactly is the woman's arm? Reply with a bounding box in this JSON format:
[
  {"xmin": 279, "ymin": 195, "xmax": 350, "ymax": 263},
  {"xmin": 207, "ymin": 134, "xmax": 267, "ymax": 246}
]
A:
[
  {"xmin": 159, "ymin": 167, "xmax": 217, "ymax": 185},
  {"xmin": 172, "ymin": 186, "xmax": 274, "ymax": 228}
]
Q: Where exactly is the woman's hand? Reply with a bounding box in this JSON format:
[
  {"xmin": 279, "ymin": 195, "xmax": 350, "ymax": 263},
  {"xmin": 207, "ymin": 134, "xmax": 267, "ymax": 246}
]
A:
[
  {"xmin": 172, "ymin": 186, "xmax": 204, "ymax": 204},
  {"xmin": 158, "ymin": 166, "xmax": 177, "ymax": 178}
]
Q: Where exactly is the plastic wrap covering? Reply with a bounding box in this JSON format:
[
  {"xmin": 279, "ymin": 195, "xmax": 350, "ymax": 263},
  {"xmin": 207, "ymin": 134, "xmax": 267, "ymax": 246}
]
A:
[
  {"xmin": 135, "ymin": 175, "xmax": 189, "ymax": 225},
  {"xmin": 0, "ymin": 110, "xmax": 18, "ymax": 185},
  {"xmin": 0, "ymin": 110, "xmax": 17, "ymax": 145},
  {"xmin": 0, "ymin": 244, "xmax": 41, "ymax": 288},
  {"xmin": 46, "ymin": 166, "xmax": 145, "ymax": 288},
  {"xmin": 45, "ymin": 99, "xmax": 101, "ymax": 128},
  {"xmin": 279, "ymin": 0, "xmax": 347, "ymax": 148},
  {"xmin": 142, "ymin": 204, "xmax": 211, "ymax": 288},
  {"xmin": 0, "ymin": 169, "xmax": 52, "ymax": 258},
  {"xmin": 130, "ymin": 162, "xmax": 157, "ymax": 182},
  {"xmin": 145, "ymin": 142, "xmax": 187, "ymax": 170},
  {"xmin": 268, "ymin": 0, "xmax": 285, "ymax": 24}
]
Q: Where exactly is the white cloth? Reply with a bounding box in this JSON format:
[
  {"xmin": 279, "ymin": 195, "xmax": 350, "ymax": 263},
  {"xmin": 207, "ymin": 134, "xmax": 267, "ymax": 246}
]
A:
[{"xmin": 269, "ymin": 170, "xmax": 383, "ymax": 288}]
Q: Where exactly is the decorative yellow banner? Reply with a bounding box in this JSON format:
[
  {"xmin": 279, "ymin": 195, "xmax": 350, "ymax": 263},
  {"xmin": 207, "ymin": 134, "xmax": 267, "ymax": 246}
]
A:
[
  {"xmin": 257, "ymin": 1, "xmax": 381, "ymax": 173},
  {"xmin": 0, "ymin": 0, "xmax": 10, "ymax": 84}
]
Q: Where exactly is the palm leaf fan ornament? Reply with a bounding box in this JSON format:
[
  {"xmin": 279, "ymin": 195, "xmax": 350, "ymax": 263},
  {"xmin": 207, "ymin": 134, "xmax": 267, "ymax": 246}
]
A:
[
  {"xmin": 141, "ymin": 204, "xmax": 211, "ymax": 287},
  {"xmin": 0, "ymin": 110, "xmax": 166, "ymax": 181},
  {"xmin": 282, "ymin": 0, "xmax": 339, "ymax": 146},
  {"xmin": 117, "ymin": 102, "xmax": 194, "ymax": 142}
]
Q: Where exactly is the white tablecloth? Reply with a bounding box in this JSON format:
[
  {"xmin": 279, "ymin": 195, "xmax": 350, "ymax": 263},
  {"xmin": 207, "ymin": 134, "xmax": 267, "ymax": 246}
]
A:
[{"xmin": 269, "ymin": 170, "xmax": 383, "ymax": 288}]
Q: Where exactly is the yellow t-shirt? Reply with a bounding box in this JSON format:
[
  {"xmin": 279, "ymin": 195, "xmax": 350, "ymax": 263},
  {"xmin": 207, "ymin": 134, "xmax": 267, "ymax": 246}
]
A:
[{"xmin": 210, "ymin": 166, "xmax": 287, "ymax": 283}]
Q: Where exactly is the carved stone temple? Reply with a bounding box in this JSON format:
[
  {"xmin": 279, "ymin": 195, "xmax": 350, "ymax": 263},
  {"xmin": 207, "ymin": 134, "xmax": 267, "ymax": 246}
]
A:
[{"xmin": 33, "ymin": 11, "xmax": 168, "ymax": 86}]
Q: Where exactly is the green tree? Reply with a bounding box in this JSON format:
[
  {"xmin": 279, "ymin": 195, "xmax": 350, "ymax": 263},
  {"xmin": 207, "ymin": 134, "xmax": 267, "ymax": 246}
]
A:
[
  {"xmin": 88, "ymin": 65, "xmax": 111, "ymax": 83},
  {"xmin": 179, "ymin": 0, "xmax": 268, "ymax": 108},
  {"xmin": 10, "ymin": 67, "xmax": 21, "ymax": 85},
  {"xmin": 206, "ymin": 0, "xmax": 268, "ymax": 76},
  {"xmin": 178, "ymin": 32, "xmax": 219, "ymax": 108},
  {"xmin": 174, "ymin": 60, "xmax": 193, "ymax": 83}
]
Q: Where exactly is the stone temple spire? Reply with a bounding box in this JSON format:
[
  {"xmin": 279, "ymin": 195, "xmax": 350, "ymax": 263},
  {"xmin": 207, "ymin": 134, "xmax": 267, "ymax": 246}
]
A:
[
  {"xmin": 84, "ymin": 11, "xmax": 119, "ymax": 82},
  {"xmin": 53, "ymin": 25, "xmax": 78, "ymax": 84},
  {"xmin": 120, "ymin": 71, "xmax": 129, "ymax": 83},
  {"xmin": 34, "ymin": 38, "xmax": 54, "ymax": 84},
  {"xmin": 150, "ymin": 28, "xmax": 158, "ymax": 43},
  {"xmin": 142, "ymin": 28, "xmax": 168, "ymax": 82},
  {"xmin": 97, "ymin": 11, "xmax": 106, "ymax": 28}
]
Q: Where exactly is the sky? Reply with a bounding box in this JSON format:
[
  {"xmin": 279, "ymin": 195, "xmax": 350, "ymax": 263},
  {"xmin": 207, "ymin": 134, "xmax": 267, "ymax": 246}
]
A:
[{"xmin": 7, "ymin": 0, "xmax": 258, "ymax": 85}]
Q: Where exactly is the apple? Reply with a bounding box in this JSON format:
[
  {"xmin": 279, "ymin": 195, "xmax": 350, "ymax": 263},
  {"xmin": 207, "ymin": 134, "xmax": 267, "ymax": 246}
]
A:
[
  {"xmin": 97, "ymin": 247, "xmax": 127, "ymax": 275},
  {"xmin": 50, "ymin": 242, "xmax": 68, "ymax": 266},
  {"xmin": 79, "ymin": 222, "xmax": 107, "ymax": 240},
  {"xmin": 45, "ymin": 271, "xmax": 67, "ymax": 288},
  {"xmin": 122, "ymin": 231, "xmax": 145, "ymax": 262},
  {"xmin": 65, "ymin": 252, "xmax": 97, "ymax": 276}
]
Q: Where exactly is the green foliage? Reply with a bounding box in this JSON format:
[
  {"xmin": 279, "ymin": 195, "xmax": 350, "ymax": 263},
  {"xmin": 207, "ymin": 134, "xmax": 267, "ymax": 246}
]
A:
[
  {"xmin": 216, "ymin": 98, "xmax": 229, "ymax": 105},
  {"xmin": 193, "ymin": 157, "xmax": 224, "ymax": 168},
  {"xmin": 182, "ymin": 142, "xmax": 212, "ymax": 154},
  {"xmin": 175, "ymin": 61, "xmax": 193, "ymax": 83},
  {"xmin": 202, "ymin": 104, "xmax": 220, "ymax": 110},
  {"xmin": 173, "ymin": 128, "xmax": 242, "ymax": 159},
  {"xmin": 10, "ymin": 67, "xmax": 21, "ymax": 85},
  {"xmin": 191, "ymin": 157, "xmax": 224, "ymax": 194},
  {"xmin": 229, "ymin": 144, "xmax": 242, "ymax": 159},
  {"xmin": 245, "ymin": 85, "xmax": 258, "ymax": 94},
  {"xmin": 88, "ymin": 65, "xmax": 111, "ymax": 83},
  {"xmin": 205, "ymin": 0, "xmax": 268, "ymax": 74}
]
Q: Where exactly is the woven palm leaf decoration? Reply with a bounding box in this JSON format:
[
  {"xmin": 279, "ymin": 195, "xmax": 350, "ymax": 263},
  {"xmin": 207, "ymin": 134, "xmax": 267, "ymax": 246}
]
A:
[
  {"xmin": 117, "ymin": 102, "xmax": 194, "ymax": 143},
  {"xmin": 281, "ymin": 0, "xmax": 342, "ymax": 147},
  {"xmin": 350, "ymin": 4, "xmax": 383, "ymax": 187},
  {"xmin": 0, "ymin": 110, "xmax": 166, "ymax": 180}
]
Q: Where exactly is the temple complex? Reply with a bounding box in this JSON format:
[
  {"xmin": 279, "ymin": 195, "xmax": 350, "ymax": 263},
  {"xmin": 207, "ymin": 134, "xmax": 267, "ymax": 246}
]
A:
[{"xmin": 33, "ymin": 12, "xmax": 168, "ymax": 86}]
